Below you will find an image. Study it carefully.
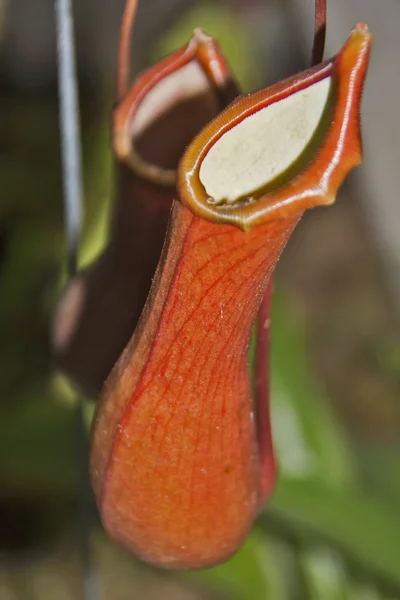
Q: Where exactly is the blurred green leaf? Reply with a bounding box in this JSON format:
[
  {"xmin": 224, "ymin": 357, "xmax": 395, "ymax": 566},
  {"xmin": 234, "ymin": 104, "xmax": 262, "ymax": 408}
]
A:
[
  {"xmin": 349, "ymin": 581, "xmax": 384, "ymax": 600},
  {"xmin": 78, "ymin": 114, "xmax": 113, "ymax": 270},
  {"xmin": 187, "ymin": 531, "xmax": 288, "ymax": 600},
  {"xmin": 270, "ymin": 290, "xmax": 356, "ymax": 488},
  {"xmin": 0, "ymin": 382, "xmax": 76, "ymax": 492},
  {"xmin": 300, "ymin": 547, "xmax": 350, "ymax": 600},
  {"xmin": 355, "ymin": 440, "xmax": 400, "ymax": 511},
  {"xmin": 263, "ymin": 477, "xmax": 400, "ymax": 591}
]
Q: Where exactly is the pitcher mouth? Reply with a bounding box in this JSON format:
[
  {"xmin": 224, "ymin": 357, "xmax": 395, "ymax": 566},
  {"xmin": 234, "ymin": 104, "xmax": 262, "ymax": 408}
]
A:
[
  {"xmin": 199, "ymin": 73, "xmax": 334, "ymax": 207},
  {"xmin": 113, "ymin": 30, "xmax": 239, "ymax": 187},
  {"xmin": 178, "ymin": 24, "xmax": 372, "ymax": 230}
]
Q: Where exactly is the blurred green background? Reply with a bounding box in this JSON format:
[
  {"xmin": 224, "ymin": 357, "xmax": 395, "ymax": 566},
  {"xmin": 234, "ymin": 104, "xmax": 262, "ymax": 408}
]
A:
[{"xmin": 0, "ymin": 0, "xmax": 399, "ymax": 598}]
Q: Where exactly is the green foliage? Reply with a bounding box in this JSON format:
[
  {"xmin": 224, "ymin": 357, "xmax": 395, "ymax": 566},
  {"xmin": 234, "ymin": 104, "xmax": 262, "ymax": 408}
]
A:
[
  {"xmin": 188, "ymin": 533, "xmax": 287, "ymax": 600},
  {"xmin": 270, "ymin": 292, "xmax": 356, "ymax": 488}
]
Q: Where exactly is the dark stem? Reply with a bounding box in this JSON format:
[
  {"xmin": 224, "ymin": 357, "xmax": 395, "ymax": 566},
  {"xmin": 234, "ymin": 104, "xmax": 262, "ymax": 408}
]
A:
[
  {"xmin": 311, "ymin": 0, "xmax": 327, "ymax": 66},
  {"xmin": 54, "ymin": 0, "xmax": 83, "ymax": 278},
  {"xmin": 54, "ymin": 1, "xmax": 96, "ymax": 598}
]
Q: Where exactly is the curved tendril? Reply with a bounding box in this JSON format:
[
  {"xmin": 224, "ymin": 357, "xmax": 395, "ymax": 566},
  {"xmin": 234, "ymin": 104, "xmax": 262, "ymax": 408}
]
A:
[
  {"xmin": 311, "ymin": 0, "xmax": 327, "ymax": 66},
  {"xmin": 116, "ymin": 0, "xmax": 139, "ymax": 103}
]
